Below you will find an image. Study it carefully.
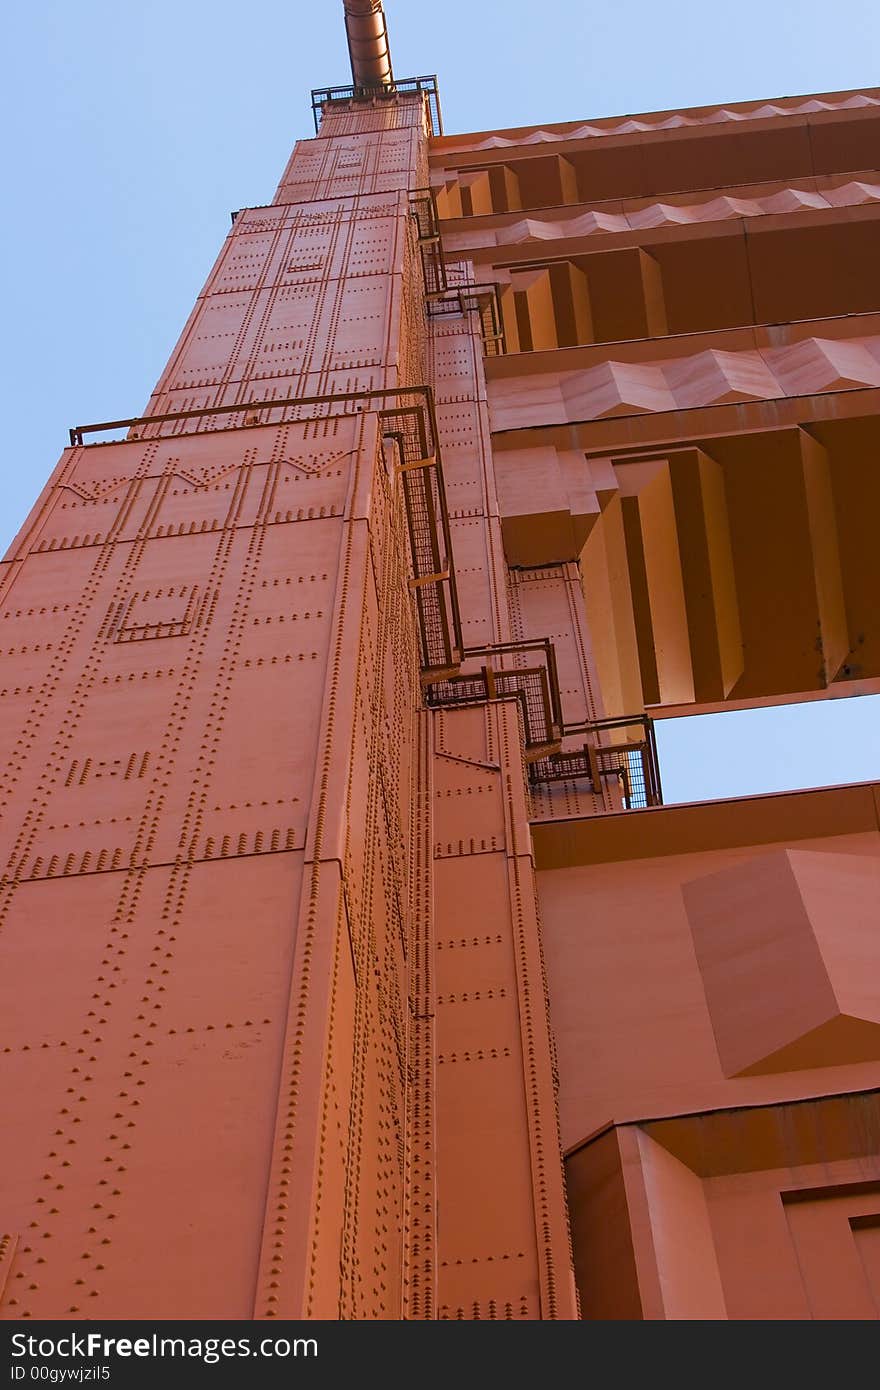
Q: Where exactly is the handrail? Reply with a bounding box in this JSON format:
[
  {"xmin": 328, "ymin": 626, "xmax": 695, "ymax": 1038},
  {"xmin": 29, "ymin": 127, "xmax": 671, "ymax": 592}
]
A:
[{"xmin": 65, "ymin": 218, "xmax": 660, "ymax": 804}]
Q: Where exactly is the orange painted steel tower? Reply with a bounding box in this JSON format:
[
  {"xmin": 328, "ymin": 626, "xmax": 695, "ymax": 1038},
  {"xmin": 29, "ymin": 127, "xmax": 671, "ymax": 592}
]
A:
[{"xmin": 3, "ymin": 4, "xmax": 880, "ymax": 1320}]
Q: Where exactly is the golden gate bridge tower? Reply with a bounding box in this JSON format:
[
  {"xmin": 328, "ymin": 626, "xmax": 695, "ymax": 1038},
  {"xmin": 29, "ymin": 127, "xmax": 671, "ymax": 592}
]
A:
[{"xmin": 2, "ymin": 2, "xmax": 880, "ymax": 1320}]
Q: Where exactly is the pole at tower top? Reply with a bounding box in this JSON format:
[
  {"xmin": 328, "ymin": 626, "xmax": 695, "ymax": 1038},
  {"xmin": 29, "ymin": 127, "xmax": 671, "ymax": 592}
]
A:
[{"xmin": 343, "ymin": 0, "xmax": 394, "ymax": 88}]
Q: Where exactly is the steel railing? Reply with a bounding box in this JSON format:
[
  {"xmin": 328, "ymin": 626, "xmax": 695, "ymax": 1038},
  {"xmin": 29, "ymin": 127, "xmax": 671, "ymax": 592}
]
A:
[
  {"xmin": 529, "ymin": 716, "xmax": 662, "ymax": 808},
  {"xmin": 311, "ymin": 75, "xmax": 443, "ymax": 136}
]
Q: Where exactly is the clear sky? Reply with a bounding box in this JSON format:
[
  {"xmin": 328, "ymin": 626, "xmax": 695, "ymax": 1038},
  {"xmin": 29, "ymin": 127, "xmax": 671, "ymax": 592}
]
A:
[{"xmin": 2, "ymin": 0, "xmax": 879, "ymax": 804}]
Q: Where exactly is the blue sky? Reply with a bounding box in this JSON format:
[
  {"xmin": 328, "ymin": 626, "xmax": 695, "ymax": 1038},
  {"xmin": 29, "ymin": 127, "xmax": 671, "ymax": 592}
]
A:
[{"xmin": 2, "ymin": 0, "xmax": 878, "ymax": 804}]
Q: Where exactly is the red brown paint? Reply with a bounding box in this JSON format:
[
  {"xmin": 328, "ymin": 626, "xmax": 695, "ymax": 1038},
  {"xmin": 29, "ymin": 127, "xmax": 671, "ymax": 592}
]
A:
[{"xmin": 1, "ymin": 8, "xmax": 880, "ymax": 1318}]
